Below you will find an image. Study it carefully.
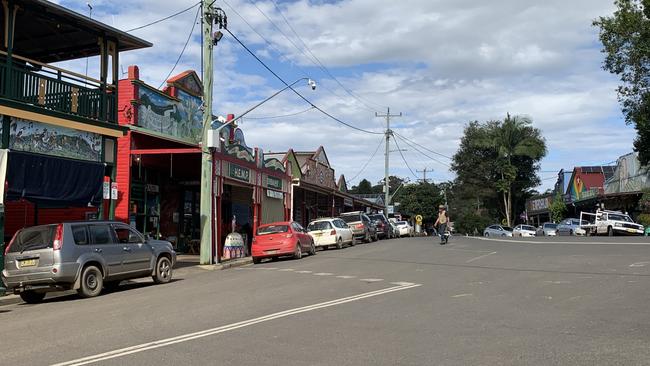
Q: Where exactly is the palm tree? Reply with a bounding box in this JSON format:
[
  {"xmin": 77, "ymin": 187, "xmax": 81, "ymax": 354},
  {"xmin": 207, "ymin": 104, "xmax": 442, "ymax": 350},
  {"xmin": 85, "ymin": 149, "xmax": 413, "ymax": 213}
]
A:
[{"xmin": 480, "ymin": 114, "xmax": 546, "ymax": 226}]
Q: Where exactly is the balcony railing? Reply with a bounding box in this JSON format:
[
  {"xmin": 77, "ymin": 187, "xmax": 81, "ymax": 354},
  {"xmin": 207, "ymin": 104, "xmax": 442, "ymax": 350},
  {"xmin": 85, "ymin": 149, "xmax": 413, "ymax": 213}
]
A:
[{"xmin": 0, "ymin": 51, "xmax": 116, "ymax": 124}]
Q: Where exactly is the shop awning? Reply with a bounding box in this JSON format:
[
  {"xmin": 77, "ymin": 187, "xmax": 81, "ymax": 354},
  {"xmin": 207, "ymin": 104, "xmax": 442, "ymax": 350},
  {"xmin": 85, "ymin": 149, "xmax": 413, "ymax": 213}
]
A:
[{"xmin": 6, "ymin": 151, "xmax": 104, "ymax": 206}]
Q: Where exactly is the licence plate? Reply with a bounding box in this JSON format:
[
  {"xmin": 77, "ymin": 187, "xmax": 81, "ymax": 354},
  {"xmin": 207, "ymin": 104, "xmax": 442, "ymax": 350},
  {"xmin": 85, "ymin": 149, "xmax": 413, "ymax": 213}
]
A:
[
  {"xmin": 20, "ymin": 259, "xmax": 38, "ymax": 267},
  {"xmin": 627, "ymin": 228, "xmax": 638, "ymax": 233},
  {"xmin": 265, "ymin": 250, "xmax": 278, "ymax": 254},
  {"xmin": 313, "ymin": 233, "xmax": 322, "ymax": 237}
]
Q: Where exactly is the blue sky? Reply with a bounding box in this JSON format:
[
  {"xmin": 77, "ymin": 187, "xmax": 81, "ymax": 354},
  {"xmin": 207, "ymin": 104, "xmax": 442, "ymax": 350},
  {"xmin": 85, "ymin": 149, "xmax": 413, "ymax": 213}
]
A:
[{"xmin": 58, "ymin": 0, "xmax": 633, "ymax": 191}]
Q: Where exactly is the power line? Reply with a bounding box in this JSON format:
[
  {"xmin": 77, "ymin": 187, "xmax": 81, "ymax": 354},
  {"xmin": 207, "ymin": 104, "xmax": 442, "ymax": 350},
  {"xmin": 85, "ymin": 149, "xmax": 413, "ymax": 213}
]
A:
[
  {"xmin": 348, "ymin": 137, "xmax": 385, "ymax": 183},
  {"xmin": 126, "ymin": 1, "xmax": 200, "ymax": 32},
  {"xmin": 244, "ymin": 106, "xmax": 315, "ymax": 120},
  {"xmin": 393, "ymin": 131, "xmax": 452, "ymax": 160},
  {"xmin": 157, "ymin": 6, "xmax": 201, "ymax": 89},
  {"xmin": 394, "ymin": 133, "xmax": 451, "ymax": 168},
  {"xmin": 225, "ymin": 28, "xmax": 384, "ymax": 135},
  {"xmin": 393, "ymin": 135, "xmax": 418, "ymax": 179},
  {"xmin": 267, "ymin": 0, "xmax": 387, "ymax": 112}
]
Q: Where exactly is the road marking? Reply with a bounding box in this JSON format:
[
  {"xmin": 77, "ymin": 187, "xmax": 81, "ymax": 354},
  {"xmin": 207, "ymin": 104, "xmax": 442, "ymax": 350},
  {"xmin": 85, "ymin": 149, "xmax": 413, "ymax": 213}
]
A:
[
  {"xmin": 543, "ymin": 281, "xmax": 571, "ymax": 284},
  {"xmin": 360, "ymin": 278, "xmax": 384, "ymax": 283},
  {"xmin": 50, "ymin": 284, "xmax": 421, "ymax": 366},
  {"xmin": 390, "ymin": 282, "xmax": 416, "ymax": 286},
  {"xmin": 629, "ymin": 262, "xmax": 650, "ymax": 267},
  {"xmin": 336, "ymin": 275, "xmax": 356, "ymax": 279},
  {"xmin": 470, "ymin": 237, "xmax": 650, "ymax": 245},
  {"xmin": 452, "ymin": 293, "xmax": 472, "ymax": 298},
  {"xmin": 295, "ymin": 270, "xmax": 312, "ymax": 274},
  {"xmin": 445, "ymin": 248, "xmax": 494, "ymax": 253},
  {"xmin": 466, "ymin": 251, "xmax": 497, "ymax": 263},
  {"xmin": 278, "ymin": 268, "xmax": 295, "ymax": 271},
  {"xmin": 313, "ymin": 272, "xmax": 333, "ymax": 276}
]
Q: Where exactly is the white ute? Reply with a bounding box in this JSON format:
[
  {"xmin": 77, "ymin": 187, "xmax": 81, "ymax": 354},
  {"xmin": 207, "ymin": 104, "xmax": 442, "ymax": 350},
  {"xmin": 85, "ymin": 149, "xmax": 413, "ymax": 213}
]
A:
[{"xmin": 580, "ymin": 209, "xmax": 644, "ymax": 236}]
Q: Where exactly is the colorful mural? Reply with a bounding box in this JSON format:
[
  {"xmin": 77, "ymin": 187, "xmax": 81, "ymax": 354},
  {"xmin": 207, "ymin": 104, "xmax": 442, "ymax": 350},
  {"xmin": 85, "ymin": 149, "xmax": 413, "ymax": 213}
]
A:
[
  {"xmin": 9, "ymin": 118, "xmax": 101, "ymax": 161},
  {"xmin": 137, "ymin": 85, "xmax": 203, "ymax": 143},
  {"xmin": 216, "ymin": 123, "xmax": 255, "ymax": 163},
  {"xmin": 263, "ymin": 157, "xmax": 285, "ymax": 173},
  {"xmin": 605, "ymin": 152, "xmax": 650, "ymax": 194}
]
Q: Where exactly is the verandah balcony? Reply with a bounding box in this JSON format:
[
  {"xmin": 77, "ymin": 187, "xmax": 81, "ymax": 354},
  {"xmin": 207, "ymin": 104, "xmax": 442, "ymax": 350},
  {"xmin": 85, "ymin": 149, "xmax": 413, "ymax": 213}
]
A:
[{"xmin": 0, "ymin": 51, "xmax": 116, "ymax": 124}]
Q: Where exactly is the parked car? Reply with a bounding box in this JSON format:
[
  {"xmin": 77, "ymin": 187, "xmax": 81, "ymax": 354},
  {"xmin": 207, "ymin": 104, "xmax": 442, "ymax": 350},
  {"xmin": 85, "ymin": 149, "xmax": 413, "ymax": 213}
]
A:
[
  {"xmin": 252, "ymin": 222, "xmax": 315, "ymax": 264},
  {"xmin": 307, "ymin": 218, "xmax": 355, "ymax": 249},
  {"xmin": 339, "ymin": 212, "xmax": 378, "ymax": 242},
  {"xmin": 483, "ymin": 225, "xmax": 513, "ymax": 237},
  {"xmin": 580, "ymin": 209, "xmax": 644, "ymax": 236},
  {"xmin": 368, "ymin": 213, "xmax": 393, "ymax": 239},
  {"xmin": 395, "ymin": 221, "xmax": 414, "ymax": 237},
  {"xmin": 2, "ymin": 221, "xmax": 176, "ymax": 304},
  {"xmin": 556, "ymin": 218, "xmax": 587, "ymax": 236},
  {"xmin": 513, "ymin": 224, "xmax": 537, "ymax": 237},
  {"xmin": 536, "ymin": 222, "xmax": 558, "ymax": 236}
]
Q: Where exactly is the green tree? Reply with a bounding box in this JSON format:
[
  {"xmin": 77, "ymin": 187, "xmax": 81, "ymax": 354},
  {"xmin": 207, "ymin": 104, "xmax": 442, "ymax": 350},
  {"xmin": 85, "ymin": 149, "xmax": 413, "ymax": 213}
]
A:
[
  {"xmin": 354, "ymin": 179, "xmax": 373, "ymax": 194},
  {"xmin": 594, "ymin": 1, "xmax": 650, "ymax": 165},
  {"xmin": 549, "ymin": 193, "xmax": 567, "ymax": 223},
  {"xmin": 393, "ymin": 182, "xmax": 443, "ymax": 221},
  {"xmin": 477, "ymin": 114, "xmax": 546, "ymax": 226}
]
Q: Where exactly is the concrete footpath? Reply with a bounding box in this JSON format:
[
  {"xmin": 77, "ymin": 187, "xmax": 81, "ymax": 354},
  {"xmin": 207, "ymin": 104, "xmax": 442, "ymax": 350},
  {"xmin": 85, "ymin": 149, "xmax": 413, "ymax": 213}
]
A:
[{"xmin": 0, "ymin": 256, "xmax": 252, "ymax": 306}]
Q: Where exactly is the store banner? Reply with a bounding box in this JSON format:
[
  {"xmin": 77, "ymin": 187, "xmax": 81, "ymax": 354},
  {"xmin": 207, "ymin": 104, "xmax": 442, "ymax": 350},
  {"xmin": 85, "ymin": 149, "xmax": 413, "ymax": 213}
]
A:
[{"xmin": 0, "ymin": 149, "xmax": 7, "ymax": 205}]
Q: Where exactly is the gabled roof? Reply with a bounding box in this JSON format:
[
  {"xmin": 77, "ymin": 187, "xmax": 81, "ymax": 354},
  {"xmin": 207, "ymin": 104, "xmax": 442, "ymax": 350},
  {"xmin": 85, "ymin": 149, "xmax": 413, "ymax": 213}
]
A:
[
  {"xmin": 337, "ymin": 175, "xmax": 348, "ymax": 193},
  {"xmin": 267, "ymin": 150, "xmax": 302, "ymax": 179},
  {"xmin": 165, "ymin": 70, "xmax": 203, "ymax": 97}
]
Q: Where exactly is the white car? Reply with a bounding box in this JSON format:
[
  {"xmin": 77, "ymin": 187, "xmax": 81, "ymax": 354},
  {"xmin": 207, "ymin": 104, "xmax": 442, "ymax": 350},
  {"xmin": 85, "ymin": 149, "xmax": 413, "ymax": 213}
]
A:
[
  {"xmin": 483, "ymin": 225, "xmax": 513, "ymax": 237},
  {"xmin": 513, "ymin": 224, "xmax": 537, "ymax": 237},
  {"xmin": 395, "ymin": 221, "xmax": 414, "ymax": 237},
  {"xmin": 307, "ymin": 218, "xmax": 355, "ymax": 249}
]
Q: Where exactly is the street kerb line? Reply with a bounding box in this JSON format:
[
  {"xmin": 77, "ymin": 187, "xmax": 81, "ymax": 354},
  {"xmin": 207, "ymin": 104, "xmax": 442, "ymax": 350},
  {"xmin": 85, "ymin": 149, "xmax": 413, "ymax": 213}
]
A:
[
  {"xmin": 468, "ymin": 237, "xmax": 650, "ymax": 245},
  {"xmin": 50, "ymin": 283, "xmax": 421, "ymax": 366},
  {"xmin": 466, "ymin": 251, "xmax": 497, "ymax": 263}
]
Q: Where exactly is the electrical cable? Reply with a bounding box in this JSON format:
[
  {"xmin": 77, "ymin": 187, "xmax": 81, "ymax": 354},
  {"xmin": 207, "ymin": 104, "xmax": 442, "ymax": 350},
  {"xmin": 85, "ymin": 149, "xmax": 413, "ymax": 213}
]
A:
[
  {"xmin": 392, "ymin": 135, "xmax": 419, "ymax": 179},
  {"xmin": 225, "ymin": 28, "xmax": 384, "ymax": 135},
  {"xmin": 348, "ymin": 137, "xmax": 385, "ymax": 183},
  {"xmin": 244, "ymin": 106, "xmax": 315, "ymax": 120},
  {"xmin": 264, "ymin": 0, "xmax": 386, "ymax": 112},
  {"xmin": 157, "ymin": 6, "xmax": 200, "ymax": 89},
  {"xmin": 126, "ymin": 2, "xmax": 200, "ymax": 32},
  {"xmin": 393, "ymin": 131, "xmax": 452, "ymax": 160},
  {"xmin": 394, "ymin": 133, "xmax": 450, "ymax": 167}
]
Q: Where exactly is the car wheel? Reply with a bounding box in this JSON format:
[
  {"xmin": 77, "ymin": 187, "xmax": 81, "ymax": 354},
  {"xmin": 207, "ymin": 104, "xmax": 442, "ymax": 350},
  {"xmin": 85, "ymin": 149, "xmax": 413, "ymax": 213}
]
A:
[
  {"xmin": 78, "ymin": 265, "xmax": 103, "ymax": 298},
  {"xmin": 19, "ymin": 291, "xmax": 46, "ymax": 304},
  {"xmin": 336, "ymin": 237, "xmax": 344, "ymax": 250},
  {"xmin": 373, "ymin": 233, "xmax": 378, "ymax": 242},
  {"xmin": 309, "ymin": 240, "xmax": 317, "ymax": 255},
  {"xmin": 484, "ymin": 232, "xmax": 489, "ymax": 237},
  {"xmin": 293, "ymin": 244, "xmax": 303, "ymax": 260},
  {"xmin": 153, "ymin": 256, "xmax": 173, "ymax": 284},
  {"xmin": 569, "ymin": 230, "xmax": 573, "ymax": 236},
  {"xmin": 501, "ymin": 233, "xmax": 506, "ymax": 237},
  {"xmin": 252, "ymin": 257, "xmax": 262, "ymax": 264},
  {"xmin": 608, "ymin": 226, "xmax": 614, "ymax": 237},
  {"xmin": 365, "ymin": 232, "xmax": 371, "ymax": 243},
  {"xmin": 349, "ymin": 237, "xmax": 356, "ymax": 246}
]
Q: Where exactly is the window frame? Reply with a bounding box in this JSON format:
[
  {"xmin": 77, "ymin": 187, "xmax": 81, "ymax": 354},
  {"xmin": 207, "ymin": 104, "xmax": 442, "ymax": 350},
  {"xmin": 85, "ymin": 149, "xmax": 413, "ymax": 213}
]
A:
[{"xmin": 71, "ymin": 224, "xmax": 90, "ymax": 246}]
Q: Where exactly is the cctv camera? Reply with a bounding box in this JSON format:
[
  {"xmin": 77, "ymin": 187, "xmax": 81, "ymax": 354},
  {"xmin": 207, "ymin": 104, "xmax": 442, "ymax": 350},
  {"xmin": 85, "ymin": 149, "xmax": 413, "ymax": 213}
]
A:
[{"xmin": 308, "ymin": 79, "xmax": 316, "ymax": 90}]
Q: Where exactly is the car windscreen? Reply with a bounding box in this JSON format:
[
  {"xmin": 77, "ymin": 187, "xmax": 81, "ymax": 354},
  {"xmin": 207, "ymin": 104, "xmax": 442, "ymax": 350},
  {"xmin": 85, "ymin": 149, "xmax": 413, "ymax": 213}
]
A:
[
  {"xmin": 544, "ymin": 223, "xmax": 557, "ymax": 229},
  {"xmin": 608, "ymin": 213, "xmax": 633, "ymax": 222},
  {"xmin": 340, "ymin": 215, "xmax": 360, "ymax": 223},
  {"xmin": 522, "ymin": 225, "xmax": 536, "ymax": 231},
  {"xmin": 308, "ymin": 221, "xmax": 332, "ymax": 231},
  {"xmin": 397, "ymin": 221, "xmax": 407, "ymax": 225},
  {"xmin": 503, "ymin": 227, "xmax": 513, "ymax": 231},
  {"xmin": 257, "ymin": 225, "xmax": 289, "ymax": 235},
  {"xmin": 368, "ymin": 215, "xmax": 384, "ymax": 221},
  {"xmin": 8, "ymin": 225, "xmax": 57, "ymax": 253}
]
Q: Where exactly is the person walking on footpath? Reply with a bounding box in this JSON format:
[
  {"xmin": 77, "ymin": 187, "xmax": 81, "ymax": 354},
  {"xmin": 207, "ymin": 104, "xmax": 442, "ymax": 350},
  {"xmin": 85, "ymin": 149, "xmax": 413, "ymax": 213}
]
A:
[{"xmin": 434, "ymin": 205, "xmax": 449, "ymax": 245}]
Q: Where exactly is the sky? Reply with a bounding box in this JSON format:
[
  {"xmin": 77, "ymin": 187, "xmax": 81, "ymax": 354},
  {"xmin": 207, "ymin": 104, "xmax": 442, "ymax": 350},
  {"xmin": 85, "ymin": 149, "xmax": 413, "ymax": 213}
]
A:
[{"xmin": 57, "ymin": 0, "xmax": 633, "ymax": 191}]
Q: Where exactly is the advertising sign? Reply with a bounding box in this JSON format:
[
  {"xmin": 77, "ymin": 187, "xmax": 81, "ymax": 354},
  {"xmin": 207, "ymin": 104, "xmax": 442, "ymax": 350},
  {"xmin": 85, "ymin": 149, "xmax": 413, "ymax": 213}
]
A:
[
  {"xmin": 229, "ymin": 164, "xmax": 250, "ymax": 183},
  {"xmin": 267, "ymin": 176, "xmax": 283, "ymax": 190},
  {"xmin": 266, "ymin": 190, "xmax": 284, "ymax": 199},
  {"xmin": 111, "ymin": 182, "xmax": 118, "ymax": 200},
  {"xmin": 103, "ymin": 181, "xmax": 110, "ymax": 200}
]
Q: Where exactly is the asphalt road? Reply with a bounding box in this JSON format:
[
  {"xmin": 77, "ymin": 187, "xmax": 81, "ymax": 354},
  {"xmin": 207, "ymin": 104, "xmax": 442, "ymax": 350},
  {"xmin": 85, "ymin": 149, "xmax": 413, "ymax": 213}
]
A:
[{"xmin": 3, "ymin": 234, "xmax": 650, "ymax": 365}]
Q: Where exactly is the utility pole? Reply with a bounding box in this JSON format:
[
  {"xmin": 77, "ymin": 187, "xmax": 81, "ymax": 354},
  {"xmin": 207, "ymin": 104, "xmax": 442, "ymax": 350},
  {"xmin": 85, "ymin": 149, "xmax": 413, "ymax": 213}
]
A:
[
  {"xmin": 200, "ymin": 0, "xmax": 217, "ymax": 265},
  {"xmin": 417, "ymin": 168, "xmax": 432, "ymax": 184},
  {"xmin": 376, "ymin": 108, "xmax": 401, "ymax": 216}
]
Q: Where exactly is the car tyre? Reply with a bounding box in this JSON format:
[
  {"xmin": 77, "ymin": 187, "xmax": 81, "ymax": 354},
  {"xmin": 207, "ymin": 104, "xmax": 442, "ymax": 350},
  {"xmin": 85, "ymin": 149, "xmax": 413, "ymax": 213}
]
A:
[
  {"xmin": 252, "ymin": 257, "xmax": 262, "ymax": 264},
  {"xmin": 350, "ymin": 237, "xmax": 356, "ymax": 247},
  {"xmin": 19, "ymin": 291, "xmax": 46, "ymax": 304},
  {"xmin": 569, "ymin": 230, "xmax": 574, "ymax": 236},
  {"xmin": 336, "ymin": 237, "xmax": 343, "ymax": 250},
  {"xmin": 365, "ymin": 232, "xmax": 371, "ymax": 243},
  {"xmin": 293, "ymin": 244, "xmax": 303, "ymax": 260},
  {"xmin": 309, "ymin": 241, "xmax": 317, "ymax": 255},
  {"xmin": 78, "ymin": 265, "xmax": 103, "ymax": 298},
  {"xmin": 484, "ymin": 233, "xmax": 489, "ymax": 237},
  {"xmin": 608, "ymin": 226, "xmax": 614, "ymax": 237},
  {"xmin": 153, "ymin": 256, "xmax": 173, "ymax": 284}
]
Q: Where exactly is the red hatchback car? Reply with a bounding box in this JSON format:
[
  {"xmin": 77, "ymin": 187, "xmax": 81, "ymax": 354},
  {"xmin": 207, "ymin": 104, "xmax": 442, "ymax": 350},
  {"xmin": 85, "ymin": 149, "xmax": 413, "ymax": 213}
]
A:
[{"xmin": 252, "ymin": 221, "xmax": 316, "ymax": 264}]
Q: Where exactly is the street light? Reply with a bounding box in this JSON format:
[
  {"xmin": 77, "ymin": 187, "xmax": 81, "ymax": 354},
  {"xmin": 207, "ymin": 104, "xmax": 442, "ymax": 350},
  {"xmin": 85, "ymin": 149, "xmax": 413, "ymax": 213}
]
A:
[{"xmin": 211, "ymin": 77, "xmax": 316, "ymax": 133}]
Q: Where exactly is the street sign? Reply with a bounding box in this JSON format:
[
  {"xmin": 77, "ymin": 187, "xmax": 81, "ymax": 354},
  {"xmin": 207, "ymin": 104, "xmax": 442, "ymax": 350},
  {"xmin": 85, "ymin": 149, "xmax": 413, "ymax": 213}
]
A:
[{"xmin": 110, "ymin": 182, "xmax": 118, "ymax": 200}]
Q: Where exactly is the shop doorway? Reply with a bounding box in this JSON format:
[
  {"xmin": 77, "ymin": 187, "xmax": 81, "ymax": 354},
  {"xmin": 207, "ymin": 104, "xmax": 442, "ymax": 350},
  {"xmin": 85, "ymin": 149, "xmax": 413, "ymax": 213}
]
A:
[{"xmin": 221, "ymin": 184, "xmax": 254, "ymax": 254}]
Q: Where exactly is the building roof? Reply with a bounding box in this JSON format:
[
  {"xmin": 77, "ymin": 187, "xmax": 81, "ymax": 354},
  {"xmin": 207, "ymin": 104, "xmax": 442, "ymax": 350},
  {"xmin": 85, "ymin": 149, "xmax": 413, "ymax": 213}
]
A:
[{"xmin": 15, "ymin": 0, "xmax": 152, "ymax": 63}]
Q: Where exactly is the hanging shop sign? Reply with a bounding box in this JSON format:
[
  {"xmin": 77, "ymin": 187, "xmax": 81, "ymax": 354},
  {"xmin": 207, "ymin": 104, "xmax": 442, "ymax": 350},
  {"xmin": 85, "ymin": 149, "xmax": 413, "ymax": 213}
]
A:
[
  {"xmin": 267, "ymin": 176, "xmax": 283, "ymax": 190},
  {"xmin": 229, "ymin": 163, "xmax": 251, "ymax": 183},
  {"xmin": 103, "ymin": 181, "xmax": 110, "ymax": 200},
  {"xmin": 266, "ymin": 190, "xmax": 284, "ymax": 200},
  {"xmin": 111, "ymin": 182, "xmax": 118, "ymax": 200},
  {"xmin": 146, "ymin": 184, "xmax": 160, "ymax": 193},
  {"xmin": 344, "ymin": 197, "xmax": 353, "ymax": 207}
]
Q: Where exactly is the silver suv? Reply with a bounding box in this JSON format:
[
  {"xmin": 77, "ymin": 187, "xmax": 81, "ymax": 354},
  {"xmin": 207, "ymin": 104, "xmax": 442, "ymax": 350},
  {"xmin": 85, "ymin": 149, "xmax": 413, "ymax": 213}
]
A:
[{"xmin": 2, "ymin": 221, "xmax": 176, "ymax": 303}]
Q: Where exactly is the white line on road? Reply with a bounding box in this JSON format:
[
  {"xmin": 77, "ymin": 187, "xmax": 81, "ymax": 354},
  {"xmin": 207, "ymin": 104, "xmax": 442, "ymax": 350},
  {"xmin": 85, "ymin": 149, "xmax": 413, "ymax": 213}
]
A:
[
  {"xmin": 452, "ymin": 293, "xmax": 473, "ymax": 298},
  {"xmin": 278, "ymin": 268, "xmax": 295, "ymax": 271},
  {"xmin": 629, "ymin": 262, "xmax": 650, "ymax": 267},
  {"xmin": 360, "ymin": 278, "xmax": 384, "ymax": 282},
  {"xmin": 313, "ymin": 272, "xmax": 334, "ymax": 276},
  {"xmin": 470, "ymin": 237, "xmax": 650, "ymax": 245},
  {"xmin": 295, "ymin": 270, "xmax": 313, "ymax": 274},
  {"xmin": 50, "ymin": 284, "xmax": 421, "ymax": 366},
  {"xmin": 466, "ymin": 251, "xmax": 497, "ymax": 263},
  {"xmin": 336, "ymin": 275, "xmax": 356, "ymax": 279}
]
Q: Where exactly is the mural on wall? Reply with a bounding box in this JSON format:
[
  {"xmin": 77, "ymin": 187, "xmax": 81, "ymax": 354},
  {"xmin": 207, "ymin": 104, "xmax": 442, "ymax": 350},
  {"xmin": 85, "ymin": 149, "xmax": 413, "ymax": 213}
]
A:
[
  {"xmin": 263, "ymin": 157, "xmax": 285, "ymax": 173},
  {"xmin": 217, "ymin": 123, "xmax": 255, "ymax": 163},
  {"xmin": 9, "ymin": 118, "xmax": 101, "ymax": 161},
  {"xmin": 137, "ymin": 85, "xmax": 203, "ymax": 143},
  {"xmin": 605, "ymin": 152, "xmax": 650, "ymax": 194}
]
